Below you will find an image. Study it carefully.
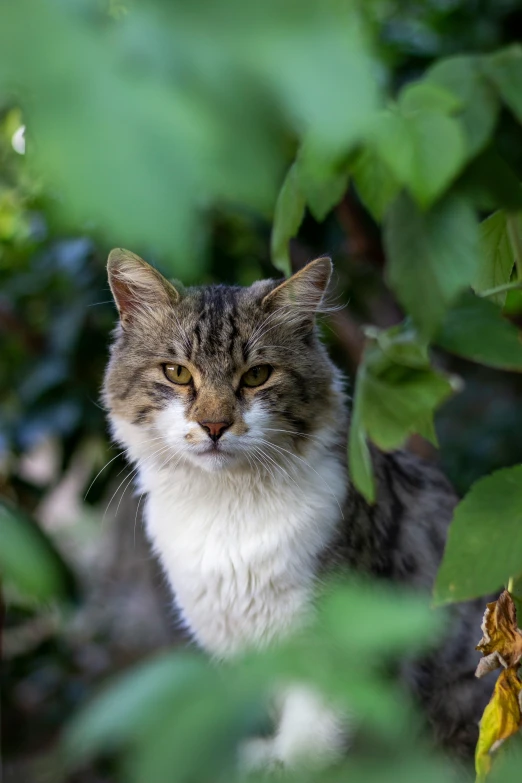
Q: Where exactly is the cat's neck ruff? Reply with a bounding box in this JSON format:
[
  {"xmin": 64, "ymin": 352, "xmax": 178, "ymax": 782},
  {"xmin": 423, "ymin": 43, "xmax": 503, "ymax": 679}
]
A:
[{"xmin": 114, "ymin": 416, "xmax": 346, "ymax": 658}]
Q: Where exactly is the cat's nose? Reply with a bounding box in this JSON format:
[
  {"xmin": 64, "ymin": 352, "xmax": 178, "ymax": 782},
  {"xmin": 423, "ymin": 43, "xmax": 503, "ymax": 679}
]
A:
[{"xmin": 198, "ymin": 420, "xmax": 232, "ymax": 443}]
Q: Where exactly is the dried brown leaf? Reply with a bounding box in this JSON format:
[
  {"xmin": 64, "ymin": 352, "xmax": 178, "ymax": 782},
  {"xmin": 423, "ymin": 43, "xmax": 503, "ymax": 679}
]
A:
[{"xmin": 476, "ymin": 590, "xmax": 522, "ymax": 678}]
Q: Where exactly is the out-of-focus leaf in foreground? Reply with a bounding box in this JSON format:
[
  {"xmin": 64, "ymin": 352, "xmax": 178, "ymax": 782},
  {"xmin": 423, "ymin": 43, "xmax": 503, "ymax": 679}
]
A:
[
  {"xmin": 487, "ymin": 736, "xmax": 522, "ymax": 783},
  {"xmin": 63, "ymin": 580, "xmax": 442, "ymax": 783},
  {"xmin": 434, "ymin": 467, "xmax": 522, "ymax": 604},
  {"xmin": 0, "ymin": 501, "xmax": 76, "ymax": 603},
  {"xmin": 0, "ymin": 0, "xmax": 379, "ymax": 277}
]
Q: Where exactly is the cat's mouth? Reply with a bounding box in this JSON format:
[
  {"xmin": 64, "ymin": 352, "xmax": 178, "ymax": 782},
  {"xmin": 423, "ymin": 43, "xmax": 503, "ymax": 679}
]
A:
[
  {"xmin": 192, "ymin": 441, "xmax": 234, "ymax": 460},
  {"xmin": 188, "ymin": 442, "xmax": 236, "ymax": 471}
]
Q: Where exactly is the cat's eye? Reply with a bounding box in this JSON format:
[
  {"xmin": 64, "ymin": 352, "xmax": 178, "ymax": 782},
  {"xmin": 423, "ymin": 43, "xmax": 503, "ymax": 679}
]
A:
[
  {"xmin": 241, "ymin": 365, "xmax": 272, "ymax": 388},
  {"xmin": 163, "ymin": 363, "xmax": 192, "ymax": 385}
]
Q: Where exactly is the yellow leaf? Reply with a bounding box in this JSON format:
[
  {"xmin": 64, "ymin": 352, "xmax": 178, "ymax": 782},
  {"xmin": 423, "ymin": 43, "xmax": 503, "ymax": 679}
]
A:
[{"xmin": 475, "ymin": 668, "xmax": 522, "ymax": 781}]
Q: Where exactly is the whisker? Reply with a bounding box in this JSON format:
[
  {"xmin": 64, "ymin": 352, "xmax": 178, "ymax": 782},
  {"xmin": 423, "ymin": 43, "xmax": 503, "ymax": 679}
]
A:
[
  {"xmin": 102, "ymin": 442, "xmax": 172, "ymax": 526},
  {"xmin": 84, "ymin": 450, "xmax": 126, "ymax": 500},
  {"xmin": 252, "ymin": 444, "xmax": 300, "ymax": 491},
  {"xmin": 258, "ymin": 438, "xmax": 344, "ymax": 520},
  {"xmin": 263, "ymin": 427, "xmax": 321, "ymax": 443},
  {"xmin": 133, "ymin": 492, "xmax": 145, "ymax": 549}
]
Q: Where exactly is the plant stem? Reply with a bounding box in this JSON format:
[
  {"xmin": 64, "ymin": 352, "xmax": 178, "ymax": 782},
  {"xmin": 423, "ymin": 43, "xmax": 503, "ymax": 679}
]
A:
[
  {"xmin": 508, "ymin": 576, "xmax": 515, "ymax": 594},
  {"xmin": 478, "ymin": 281, "xmax": 522, "ymax": 299}
]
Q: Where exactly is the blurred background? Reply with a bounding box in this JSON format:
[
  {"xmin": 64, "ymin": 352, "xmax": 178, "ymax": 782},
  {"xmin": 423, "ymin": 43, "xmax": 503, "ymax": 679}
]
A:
[{"xmin": 2, "ymin": 1, "xmax": 522, "ymax": 781}]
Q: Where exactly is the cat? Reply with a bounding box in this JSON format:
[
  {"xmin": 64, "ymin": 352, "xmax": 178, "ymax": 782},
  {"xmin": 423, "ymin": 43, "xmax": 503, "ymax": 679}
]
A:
[{"xmin": 103, "ymin": 247, "xmax": 493, "ymax": 768}]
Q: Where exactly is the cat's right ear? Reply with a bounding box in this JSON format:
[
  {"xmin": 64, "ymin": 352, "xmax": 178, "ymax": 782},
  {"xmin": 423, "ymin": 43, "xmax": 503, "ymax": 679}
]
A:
[{"xmin": 107, "ymin": 248, "xmax": 180, "ymax": 329}]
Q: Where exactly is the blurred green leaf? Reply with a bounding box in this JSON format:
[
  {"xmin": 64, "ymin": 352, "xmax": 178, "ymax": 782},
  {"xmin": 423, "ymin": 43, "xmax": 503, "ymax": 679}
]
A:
[
  {"xmin": 426, "ymin": 55, "xmax": 499, "ymax": 158},
  {"xmin": 436, "ymin": 292, "xmax": 522, "ymax": 371},
  {"xmin": 455, "ymin": 148, "xmax": 522, "ymax": 213},
  {"xmin": 270, "ymin": 163, "xmax": 304, "ymax": 275},
  {"xmin": 488, "ymin": 735, "xmax": 522, "ymax": 783},
  {"xmin": 370, "ymin": 108, "xmax": 466, "ymax": 207},
  {"xmin": 351, "ymin": 146, "xmax": 401, "ymax": 222},
  {"xmin": 385, "ymin": 192, "xmax": 480, "ymax": 338},
  {"xmin": 0, "ymin": 501, "xmax": 76, "ymax": 603},
  {"xmin": 398, "ymin": 81, "xmax": 462, "ymax": 115},
  {"xmin": 316, "ymin": 580, "xmax": 441, "ymax": 655},
  {"xmin": 434, "ymin": 466, "xmax": 522, "ymax": 604},
  {"xmin": 295, "ymin": 139, "xmax": 350, "ymax": 222},
  {"xmin": 0, "ymin": 0, "xmax": 379, "ymax": 274},
  {"xmin": 65, "ymin": 578, "xmax": 444, "ymax": 782},
  {"xmin": 474, "ymin": 212, "xmax": 520, "ymax": 305},
  {"xmin": 484, "ymin": 45, "xmax": 522, "ymax": 125}
]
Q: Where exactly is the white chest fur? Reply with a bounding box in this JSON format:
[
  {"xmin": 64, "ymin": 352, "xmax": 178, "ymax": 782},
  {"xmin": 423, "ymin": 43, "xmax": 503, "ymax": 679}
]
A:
[{"xmin": 137, "ymin": 444, "xmax": 346, "ymax": 658}]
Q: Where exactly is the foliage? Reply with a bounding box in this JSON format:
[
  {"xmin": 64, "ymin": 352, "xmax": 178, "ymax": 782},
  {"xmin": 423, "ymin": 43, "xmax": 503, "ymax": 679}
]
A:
[
  {"xmin": 474, "ymin": 592, "xmax": 522, "ymax": 780},
  {"xmin": 2, "ymin": 0, "xmax": 522, "ymax": 781},
  {"xmin": 274, "ymin": 44, "xmax": 522, "ymax": 504},
  {"xmin": 434, "ymin": 467, "xmax": 522, "ymax": 604},
  {"xmin": 0, "ymin": 0, "xmax": 378, "ymax": 276},
  {"xmin": 0, "ymin": 501, "xmax": 76, "ymax": 604},
  {"xmin": 62, "ymin": 581, "xmax": 455, "ymax": 783}
]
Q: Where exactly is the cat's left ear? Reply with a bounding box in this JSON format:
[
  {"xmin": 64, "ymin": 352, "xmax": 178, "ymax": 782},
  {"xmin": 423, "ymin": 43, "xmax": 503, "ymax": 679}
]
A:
[{"xmin": 262, "ymin": 257, "xmax": 332, "ymax": 320}]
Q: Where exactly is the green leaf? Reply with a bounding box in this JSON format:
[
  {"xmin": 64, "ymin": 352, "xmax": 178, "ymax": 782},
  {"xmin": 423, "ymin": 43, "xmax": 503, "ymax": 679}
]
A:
[
  {"xmin": 270, "ymin": 163, "xmax": 305, "ymax": 275},
  {"xmin": 65, "ymin": 579, "xmax": 440, "ymax": 783},
  {"xmin": 434, "ymin": 465, "xmax": 522, "ymax": 604},
  {"xmin": 371, "ymin": 108, "xmax": 466, "ymax": 207},
  {"xmin": 295, "ymin": 138, "xmax": 350, "ymax": 222},
  {"xmin": 426, "ymin": 55, "xmax": 499, "ymax": 159},
  {"xmin": 348, "ymin": 374, "xmax": 376, "ymax": 503},
  {"xmin": 385, "ymin": 192, "xmax": 480, "ymax": 338},
  {"xmin": 474, "ymin": 211, "xmax": 518, "ymax": 305},
  {"xmin": 351, "ymin": 146, "xmax": 401, "ymax": 222},
  {"xmin": 64, "ymin": 654, "xmax": 212, "ymax": 761},
  {"xmin": 484, "ymin": 45, "xmax": 522, "ymax": 125},
  {"xmin": 0, "ymin": 501, "xmax": 76, "ymax": 603},
  {"xmin": 0, "ymin": 0, "xmax": 379, "ymax": 274},
  {"xmin": 359, "ymin": 340, "xmax": 454, "ymax": 452},
  {"xmin": 488, "ymin": 736, "xmax": 522, "ymax": 783},
  {"xmin": 374, "ymin": 324, "xmax": 430, "ymax": 369},
  {"xmin": 398, "ymin": 81, "xmax": 462, "ymax": 115},
  {"xmin": 65, "ymin": 650, "xmax": 260, "ymax": 783},
  {"xmin": 317, "ymin": 580, "xmax": 441, "ymax": 657},
  {"xmin": 508, "ymin": 212, "xmax": 522, "ymax": 280},
  {"xmin": 349, "ymin": 326, "xmax": 454, "ymax": 498},
  {"xmin": 435, "ymin": 291, "xmax": 522, "ymax": 372},
  {"xmin": 455, "ymin": 147, "xmax": 522, "ymax": 213}
]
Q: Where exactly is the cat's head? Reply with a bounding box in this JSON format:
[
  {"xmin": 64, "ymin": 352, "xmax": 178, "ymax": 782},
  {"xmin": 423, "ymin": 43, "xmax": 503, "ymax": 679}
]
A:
[{"xmin": 103, "ymin": 249, "xmax": 343, "ymax": 473}]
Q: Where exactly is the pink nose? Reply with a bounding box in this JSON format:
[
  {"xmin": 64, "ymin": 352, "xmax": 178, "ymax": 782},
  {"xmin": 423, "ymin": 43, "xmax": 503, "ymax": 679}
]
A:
[{"xmin": 198, "ymin": 420, "xmax": 231, "ymax": 443}]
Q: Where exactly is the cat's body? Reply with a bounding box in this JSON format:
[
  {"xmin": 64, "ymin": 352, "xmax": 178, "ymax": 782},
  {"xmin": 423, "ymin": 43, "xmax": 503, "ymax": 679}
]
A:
[{"xmin": 104, "ymin": 249, "xmax": 492, "ymax": 766}]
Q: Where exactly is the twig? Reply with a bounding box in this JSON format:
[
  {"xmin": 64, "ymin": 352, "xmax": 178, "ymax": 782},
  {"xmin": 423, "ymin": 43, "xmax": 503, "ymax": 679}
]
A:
[{"xmin": 478, "ymin": 281, "xmax": 522, "ymax": 299}]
